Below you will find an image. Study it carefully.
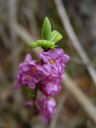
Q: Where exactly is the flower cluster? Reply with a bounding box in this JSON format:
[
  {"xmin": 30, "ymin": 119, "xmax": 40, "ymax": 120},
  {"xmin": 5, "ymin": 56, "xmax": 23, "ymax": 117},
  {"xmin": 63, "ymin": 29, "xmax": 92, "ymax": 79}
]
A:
[
  {"xmin": 36, "ymin": 96, "xmax": 56, "ymax": 123},
  {"xmin": 14, "ymin": 48, "xmax": 70, "ymax": 122}
]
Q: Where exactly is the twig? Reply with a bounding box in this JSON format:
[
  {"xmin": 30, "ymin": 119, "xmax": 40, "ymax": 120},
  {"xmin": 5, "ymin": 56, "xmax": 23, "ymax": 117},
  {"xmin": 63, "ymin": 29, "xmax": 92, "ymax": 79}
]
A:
[
  {"xmin": 12, "ymin": 23, "xmax": 96, "ymax": 123},
  {"xmin": 8, "ymin": 0, "xmax": 19, "ymax": 78},
  {"xmin": 63, "ymin": 73, "xmax": 96, "ymax": 123},
  {"xmin": 8, "ymin": 0, "xmax": 17, "ymax": 25},
  {"xmin": 23, "ymin": 1, "xmax": 38, "ymax": 38},
  {"xmin": 13, "ymin": 23, "xmax": 34, "ymax": 42},
  {"xmin": 54, "ymin": 0, "xmax": 96, "ymax": 85},
  {"xmin": 0, "ymin": 24, "xmax": 11, "ymax": 49}
]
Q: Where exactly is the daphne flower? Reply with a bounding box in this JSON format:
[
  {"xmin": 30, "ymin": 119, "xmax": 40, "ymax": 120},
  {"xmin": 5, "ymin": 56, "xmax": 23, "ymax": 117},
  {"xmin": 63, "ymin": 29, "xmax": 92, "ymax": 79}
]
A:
[
  {"xmin": 39, "ymin": 77, "xmax": 62, "ymax": 96},
  {"xmin": 14, "ymin": 54, "xmax": 40, "ymax": 89},
  {"xmin": 38, "ymin": 48, "xmax": 70, "ymax": 64},
  {"xmin": 36, "ymin": 96, "xmax": 56, "ymax": 123},
  {"xmin": 41, "ymin": 82, "xmax": 61, "ymax": 96},
  {"xmin": 19, "ymin": 54, "xmax": 36, "ymax": 73},
  {"xmin": 37, "ymin": 48, "xmax": 70, "ymax": 79},
  {"xmin": 41, "ymin": 76, "xmax": 62, "ymax": 85}
]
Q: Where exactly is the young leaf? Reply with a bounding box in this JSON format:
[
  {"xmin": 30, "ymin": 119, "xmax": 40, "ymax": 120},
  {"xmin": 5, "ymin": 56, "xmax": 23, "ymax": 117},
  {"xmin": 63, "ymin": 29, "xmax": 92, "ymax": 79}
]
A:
[
  {"xmin": 29, "ymin": 41, "xmax": 38, "ymax": 48},
  {"xmin": 37, "ymin": 40, "xmax": 55, "ymax": 48},
  {"xmin": 51, "ymin": 30, "xmax": 63, "ymax": 43},
  {"xmin": 42, "ymin": 17, "xmax": 51, "ymax": 40}
]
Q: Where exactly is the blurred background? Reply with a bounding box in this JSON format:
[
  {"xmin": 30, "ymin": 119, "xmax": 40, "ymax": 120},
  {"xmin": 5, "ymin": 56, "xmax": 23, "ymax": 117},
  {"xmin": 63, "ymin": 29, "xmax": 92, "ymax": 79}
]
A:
[{"xmin": 0, "ymin": 0, "xmax": 96, "ymax": 128}]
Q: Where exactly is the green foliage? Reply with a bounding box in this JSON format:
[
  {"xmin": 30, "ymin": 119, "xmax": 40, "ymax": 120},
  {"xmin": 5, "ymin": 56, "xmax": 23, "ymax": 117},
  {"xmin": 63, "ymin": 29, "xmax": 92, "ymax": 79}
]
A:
[
  {"xmin": 29, "ymin": 41, "xmax": 37, "ymax": 48},
  {"xmin": 29, "ymin": 40, "xmax": 55, "ymax": 48},
  {"xmin": 37, "ymin": 40, "xmax": 55, "ymax": 48},
  {"xmin": 42, "ymin": 17, "xmax": 51, "ymax": 40},
  {"xmin": 51, "ymin": 30, "xmax": 63, "ymax": 43},
  {"xmin": 29, "ymin": 17, "xmax": 63, "ymax": 49}
]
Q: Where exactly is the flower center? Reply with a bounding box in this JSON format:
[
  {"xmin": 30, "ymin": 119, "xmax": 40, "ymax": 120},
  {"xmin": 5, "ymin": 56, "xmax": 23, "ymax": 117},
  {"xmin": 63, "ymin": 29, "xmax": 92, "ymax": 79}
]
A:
[
  {"xmin": 25, "ymin": 62, "xmax": 29, "ymax": 64},
  {"xmin": 32, "ymin": 67, "xmax": 36, "ymax": 72},
  {"xmin": 26, "ymin": 75, "xmax": 31, "ymax": 79},
  {"xmin": 49, "ymin": 60, "xmax": 54, "ymax": 64},
  {"xmin": 48, "ymin": 96, "xmax": 51, "ymax": 98}
]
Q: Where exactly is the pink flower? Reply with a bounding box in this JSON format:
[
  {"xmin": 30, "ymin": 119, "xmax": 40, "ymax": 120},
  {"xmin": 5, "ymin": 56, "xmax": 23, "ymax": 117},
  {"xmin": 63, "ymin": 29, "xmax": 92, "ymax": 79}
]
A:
[
  {"xmin": 36, "ymin": 48, "xmax": 70, "ymax": 96},
  {"xmin": 36, "ymin": 96, "xmax": 56, "ymax": 123},
  {"xmin": 14, "ymin": 54, "xmax": 40, "ymax": 89},
  {"xmin": 37, "ymin": 48, "xmax": 70, "ymax": 79},
  {"xmin": 41, "ymin": 82, "xmax": 61, "ymax": 96},
  {"xmin": 40, "ymin": 77, "xmax": 62, "ymax": 96}
]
